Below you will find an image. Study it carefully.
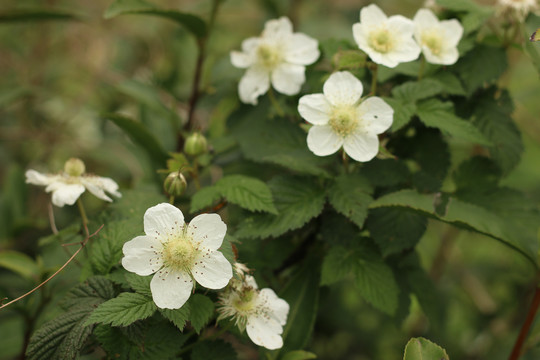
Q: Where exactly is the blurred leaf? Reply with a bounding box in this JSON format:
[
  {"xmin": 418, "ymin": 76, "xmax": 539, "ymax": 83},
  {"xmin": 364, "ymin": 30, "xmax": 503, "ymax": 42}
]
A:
[
  {"xmin": 235, "ymin": 176, "xmax": 326, "ymax": 239},
  {"xmin": 191, "ymin": 339, "xmax": 237, "ymax": 360},
  {"xmin": 333, "ymin": 50, "xmax": 367, "ymax": 70},
  {"xmin": 0, "ymin": 9, "xmax": 81, "ymax": 23},
  {"xmin": 362, "ymin": 158, "xmax": 410, "ymax": 188},
  {"xmin": 104, "ymin": 0, "xmax": 207, "ymax": 38},
  {"xmin": 383, "ymin": 97, "xmax": 416, "ymax": 131},
  {"xmin": 103, "ymin": 113, "xmax": 169, "ymax": 166},
  {"xmin": 429, "ymin": 72, "xmax": 466, "ymax": 96},
  {"xmin": 453, "ymin": 156, "xmax": 501, "ymax": 192},
  {"xmin": 403, "ymin": 337, "xmax": 449, "ymax": 360},
  {"xmin": 160, "ymin": 305, "xmax": 190, "ymax": 331},
  {"xmin": 391, "ymin": 79, "xmax": 444, "ymax": 103},
  {"xmin": 454, "ymin": 45, "xmax": 507, "ymax": 95},
  {"xmin": 0, "ymin": 251, "xmax": 39, "ymax": 282},
  {"xmin": 85, "ymin": 292, "xmax": 157, "ymax": 327},
  {"xmin": 416, "ymin": 99, "xmax": 492, "ymax": 145},
  {"xmin": 209, "ymin": 96, "xmax": 239, "ymax": 139},
  {"xmin": 281, "ymin": 351, "xmax": 317, "ymax": 360},
  {"xmin": 327, "ymin": 174, "xmax": 373, "ymax": 229},
  {"xmin": 187, "ymin": 294, "xmax": 214, "ymax": 334},
  {"xmin": 0, "ymin": 165, "xmax": 27, "ymax": 240}
]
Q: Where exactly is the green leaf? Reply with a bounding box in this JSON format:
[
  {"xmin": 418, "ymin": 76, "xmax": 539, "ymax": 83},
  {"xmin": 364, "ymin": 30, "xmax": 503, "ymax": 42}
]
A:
[
  {"xmin": 190, "ymin": 175, "xmax": 278, "ymax": 214},
  {"xmin": 61, "ymin": 276, "xmax": 115, "ymax": 309},
  {"xmin": 362, "ymin": 158, "xmax": 411, "ymax": 188},
  {"xmin": 103, "ymin": 113, "xmax": 169, "ymax": 166},
  {"xmin": 328, "ymin": 174, "xmax": 373, "ymax": 228},
  {"xmin": 333, "ymin": 50, "xmax": 367, "ymax": 70},
  {"xmin": 0, "ymin": 250, "xmax": 40, "ymax": 281},
  {"xmin": 403, "ymin": 337, "xmax": 449, "ymax": 360},
  {"xmin": 191, "ymin": 339, "xmax": 237, "ymax": 360},
  {"xmin": 282, "ymin": 350, "xmax": 317, "ymax": 360},
  {"xmin": 125, "ymin": 273, "xmax": 152, "ymax": 297},
  {"xmin": 383, "ymin": 97, "xmax": 416, "ymax": 131},
  {"xmin": 0, "ymin": 9, "xmax": 81, "ymax": 23},
  {"xmin": 104, "ymin": 0, "xmax": 207, "ymax": 38},
  {"xmin": 159, "ymin": 305, "xmax": 190, "ymax": 331},
  {"xmin": 453, "ymin": 156, "xmax": 501, "ymax": 192},
  {"xmin": 85, "ymin": 292, "xmax": 157, "ymax": 327},
  {"xmin": 190, "ymin": 186, "xmax": 222, "ymax": 213},
  {"xmin": 416, "ymin": 99, "xmax": 492, "ymax": 145},
  {"xmin": 235, "ymin": 176, "xmax": 326, "ymax": 239},
  {"xmin": 454, "ymin": 45, "xmax": 507, "ymax": 95},
  {"xmin": 321, "ymin": 244, "xmax": 399, "ymax": 315},
  {"xmin": 429, "ymin": 72, "xmax": 466, "ymax": 96},
  {"xmin": 187, "ymin": 294, "xmax": 215, "ymax": 333},
  {"xmin": 369, "ymin": 189, "xmax": 538, "ymax": 266},
  {"xmin": 391, "ymin": 79, "xmax": 444, "ymax": 103}
]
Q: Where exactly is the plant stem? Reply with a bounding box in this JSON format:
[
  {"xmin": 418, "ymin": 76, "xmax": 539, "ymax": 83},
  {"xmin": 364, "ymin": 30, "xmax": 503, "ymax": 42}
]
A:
[
  {"xmin": 508, "ymin": 286, "xmax": 540, "ymax": 360},
  {"xmin": 418, "ymin": 55, "xmax": 426, "ymax": 81},
  {"xmin": 268, "ymin": 87, "xmax": 284, "ymax": 117},
  {"xmin": 77, "ymin": 198, "xmax": 89, "ymax": 237},
  {"xmin": 342, "ymin": 149, "xmax": 349, "ymax": 173},
  {"xmin": 370, "ymin": 63, "xmax": 378, "ymax": 95}
]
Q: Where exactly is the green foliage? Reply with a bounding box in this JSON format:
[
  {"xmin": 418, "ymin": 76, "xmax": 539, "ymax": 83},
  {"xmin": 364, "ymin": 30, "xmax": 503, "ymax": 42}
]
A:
[
  {"xmin": 327, "ymin": 174, "xmax": 373, "ymax": 229},
  {"xmin": 125, "ymin": 272, "xmax": 152, "ymax": 297},
  {"xmin": 160, "ymin": 305, "xmax": 190, "ymax": 331},
  {"xmin": 85, "ymin": 292, "xmax": 157, "ymax": 327},
  {"xmin": 403, "ymin": 337, "xmax": 449, "ymax": 360},
  {"xmin": 191, "ymin": 339, "xmax": 237, "ymax": 360},
  {"xmin": 187, "ymin": 294, "xmax": 215, "ymax": 334},
  {"xmin": 0, "ymin": 250, "xmax": 40, "ymax": 281},
  {"xmin": 281, "ymin": 351, "xmax": 317, "ymax": 360},
  {"xmin": 191, "ymin": 174, "xmax": 278, "ymax": 214},
  {"xmin": 0, "ymin": 9, "xmax": 81, "ymax": 23},
  {"xmin": 454, "ymin": 45, "xmax": 507, "ymax": 95},
  {"xmin": 391, "ymin": 79, "xmax": 444, "ymax": 103}
]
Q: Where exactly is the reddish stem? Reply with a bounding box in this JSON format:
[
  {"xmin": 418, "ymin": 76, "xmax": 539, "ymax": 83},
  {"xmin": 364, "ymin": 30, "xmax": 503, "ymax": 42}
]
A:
[{"xmin": 509, "ymin": 286, "xmax": 540, "ymax": 360}]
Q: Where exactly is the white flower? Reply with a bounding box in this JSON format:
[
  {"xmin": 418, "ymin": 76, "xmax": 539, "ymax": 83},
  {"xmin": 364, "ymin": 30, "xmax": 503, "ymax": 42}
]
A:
[
  {"xmin": 352, "ymin": 4, "xmax": 421, "ymax": 68},
  {"xmin": 230, "ymin": 16, "xmax": 320, "ymax": 105},
  {"xmin": 25, "ymin": 158, "xmax": 121, "ymax": 207},
  {"xmin": 413, "ymin": 9, "xmax": 463, "ymax": 65},
  {"xmin": 218, "ymin": 275, "xmax": 289, "ymax": 350},
  {"xmin": 497, "ymin": 0, "xmax": 538, "ymax": 19},
  {"xmin": 298, "ymin": 71, "xmax": 393, "ymax": 162},
  {"xmin": 122, "ymin": 203, "xmax": 233, "ymax": 309}
]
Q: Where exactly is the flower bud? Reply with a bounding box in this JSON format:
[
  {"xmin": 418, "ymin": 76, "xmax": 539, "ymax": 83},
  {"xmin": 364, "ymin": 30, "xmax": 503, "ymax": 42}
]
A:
[
  {"xmin": 164, "ymin": 172, "xmax": 187, "ymax": 197},
  {"xmin": 184, "ymin": 132, "xmax": 208, "ymax": 157},
  {"xmin": 64, "ymin": 158, "xmax": 86, "ymax": 177}
]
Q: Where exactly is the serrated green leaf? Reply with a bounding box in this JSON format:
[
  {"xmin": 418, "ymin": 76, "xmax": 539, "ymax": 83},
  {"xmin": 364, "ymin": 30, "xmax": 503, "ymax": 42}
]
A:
[
  {"xmin": 328, "ymin": 174, "xmax": 373, "ymax": 229},
  {"xmin": 416, "ymin": 99, "xmax": 491, "ymax": 145},
  {"xmin": 403, "ymin": 337, "xmax": 449, "ymax": 360},
  {"xmin": 0, "ymin": 250, "xmax": 40, "ymax": 281},
  {"xmin": 429, "ymin": 72, "xmax": 466, "ymax": 96},
  {"xmin": 125, "ymin": 273, "xmax": 152, "ymax": 297},
  {"xmin": 235, "ymin": 176, "xmax": 326, "ymax": 239},
  {"xmin": 282, "ymin": 350, "xmax": 317, "ymax": 360},
  {"xmin": 0, "ymin": 9, "xmax": 81, "ymax": 23},
  {"xmin": 392, "ymin": 79, "xmax": 444, "ymax": 103},
  {"xmin": 190, "ymin": 186, "xmax": 222, "ymax": 213},
  {"xmin": 369, "ymin": 189, "xmax": 538, "ymax": 266},
  {"xmin": 160, "ymin": 305, "xmax": 190, "ymax": 331},
  {"xmin": 188, "ymin": 294, "xmax": 214, "ymax": 333},
  {"xmin": 85, "ymin": 292, "xmax": 157, "ymax": 327},
  {"xmin": 103, "ymin": 113, "xmax": 169, "ymax": 166},
  {"xmin": 191, "ymin": 339, "xmax": 237, "ymax": 360},
  {"xmin": 104, "ymin": 0, "xmax": 207, "ymax": 38},
  {"xmin": 454, "ymin": 45, "xmax": 507, "ymax": 95},
  {"xmin": 61, "ymin": 276, "xmax": 115, "ymax": 309},
  {"xmin": 383, "ymin": 97, "xmax": 416, "ymax": 131}
]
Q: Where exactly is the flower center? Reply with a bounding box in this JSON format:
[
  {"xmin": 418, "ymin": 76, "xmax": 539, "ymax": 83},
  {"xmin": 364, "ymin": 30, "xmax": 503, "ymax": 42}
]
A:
[
  {"xmin": 421, "ymin": 31, "xmax": 443, "ymax": 56},
  {"xmin": 64, "ymin": 158, "xmax": 86, "ymax": 177},
  {"xmin": 329, "ymin": 106, "xmax": 359, "ymax": 137},
  {"xmin": 233, "ymin": 288, "xmax": 258, "ymax": 313},
  {"xmin": 256, "ymin": 43, "xmax": 282, "ymax": 70},
  {"xmin": 162, "ymin": 232, "xmax": 197, "ymax": 272},
  {"xmin": 368, "ymin": 28, "xmax": 394, "ymax": 54}
]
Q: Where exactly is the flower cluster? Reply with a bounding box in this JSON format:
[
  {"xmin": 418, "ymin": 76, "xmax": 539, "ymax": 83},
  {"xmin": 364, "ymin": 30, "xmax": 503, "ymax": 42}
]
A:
[{"xmin": 497, "ymin": 0, "xmax": 538, "ymax": 20}]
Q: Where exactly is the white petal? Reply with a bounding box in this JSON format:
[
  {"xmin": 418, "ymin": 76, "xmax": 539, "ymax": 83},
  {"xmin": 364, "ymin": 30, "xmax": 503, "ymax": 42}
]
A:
[
  {"xmin": 144, "ymin": 203, "xmax": 184, "ymax": 239},
  {"xmin": 343, "ymin": 132, "xmax": 379, "ymax": 162},
  {"xmin": 283, "ymin": 33, "xmax": 320, "ymax": 65},
  {"xmin": 188, "ymin": 213, "xmax": 227, "ymax": 251},
  {"xmin": 246, "ymin": 313, "xmax": 284, "ymax": 350},
  {"xmin": 307, "ymin": 125, "xmax": 343, "ymax": 156},
  {"xmin": 231, "ymin": 51, "xmax": 253, "ymax": 69},
  {"xmin": 245, "ymin": 275, "xmax": 258, "ymax": 290},
  {"xmin": 358, "ymin": 97, "xmax": 393, "ymax": 134},
  {"xmin": 298, "ymin": 94, "xmax": 331, "ymax": 125},
  {"xmin": 323, "ymin": 71, "xmax": 363, "ymax": 106},
  {"xmin": 271, "ymin": 63, "xmax": 305, "ymax": 95},
  {"xmin": 25, "ymin": 169, "xmax": 57, "ymax": 186},
  {"xmin": 122, "ymin": 235, "xmax": 164, "ymax": 276},
  {"xmin": 48, "ymin": 183, "xmax": 85, "ymax": 207},
  {"xmin": 360, "ymin": 4, "xmax": 388, "ymax": 27},
  {"xmin": 262, "ymin": 17, "xmax": 293, "ymax": 40},
  {"xmin": 413, "ymin": 9, "xmax": 439, "ymax": 28},
  {"xmin": 441, "ymin": 19, "xmax": 464, "ymax": 47},
  {"xmin": 192, "ymin": 251, "xmax": 232, "ymax": 289},
  {"xmin": 150, "ymin": 268, "xmax": 193, "ymax": 309},
  {"xmin": 387, "ymin": 37, "xmax": 421, "ymax": 65},
  {"xmin": 238, "ymin": 66, "xmax": 270, "ymax": 105},
  {"xmin": 259, "ymin": 288, "xmax": 289, "ymax": 326},
  {"xmin": 80, "ymin": 176, "xmax": 120, "ymax": 202}
]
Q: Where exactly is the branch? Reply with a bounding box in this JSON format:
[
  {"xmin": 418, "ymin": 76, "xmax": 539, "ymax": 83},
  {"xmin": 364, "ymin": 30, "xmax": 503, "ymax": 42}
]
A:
[{"xmin": 508, "ymin": 286, "xmax": 540, "ymax": 360}]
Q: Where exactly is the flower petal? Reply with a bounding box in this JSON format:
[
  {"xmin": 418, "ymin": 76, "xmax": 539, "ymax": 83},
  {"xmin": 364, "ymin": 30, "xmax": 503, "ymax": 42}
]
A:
[
  {"xmin": 25, "ymin": 169, "xmax": 57, "ymax": 186},
  {"xmin": 246, "ymin": 313, "xmax": 284, "ymax": 350},
  {"xmin": 307, "ymin": 125, "xmax": 343, "ymax": 156},
  {"xmin": 343, "ymin": 132, "xmax": 379, "ymax": 162},
  {"xmin": 259, "ymin": 288, "xmax": 289, "ymax": 326},
  {"xmin": 231, "ymin": 51, "xmax": 253, "ymax": 69},
  {"xmin": 238, "ymin": 66, "xmax": 270, "ymax": 105},
  {"xmin": 358, "ymin": 97, "xmax": 393, "ymax": 134},
  {"xmin": 441, "ymin": 19, "xmax": 463, "ymax": 47},
  {"xmin": 413, "ymin": 8, "xmax": 439, "ymax": 28},
  {"xmin": 150, "ymin": 268, "xmax": 193, "ymax": 309},
  {"xmin": 323, "ymin": 71, "xmax": 363, "ymax": 106},
  {"xmin": 360, "ymin": 4, "xmax": 388, "ymax": 27},
  {"xmin": 192, "ymin": 251, "xmax": 232, "ymax": 290},
  {"xmin": 80, "ymin": 176, "xmax": 119, "ymax": 202},
  {"xmin": 122, "ymin": 235, "xmax": 164, "ymax": 276},
  {"xmin": 283, "ymin": 33, "xmax": 320, "ymax": 65},
  {"xmin": 144, "ymin": 203, "xmax": 184, "ymax": 239},
  {"xmin": 262, "ymin": 17, "xmax": 293, "ymax": 40},
  {"xmin": 47, "ymin": 183, "xmax": 85, "ymax": 207},
  {"xmin": 188, "ymin": 213, "xmax": 227, "ymax": 251},
  {"xmin": 271, "ymin": 63, "xmax": 305, "ymax": 95},
  {"xmin": 298, "ymin": 94, "xmax": 331, "ymax": 125}
]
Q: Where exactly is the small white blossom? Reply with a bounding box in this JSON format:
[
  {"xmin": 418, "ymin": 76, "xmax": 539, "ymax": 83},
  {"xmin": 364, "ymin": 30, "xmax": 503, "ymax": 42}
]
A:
[
  {"xmin": 497, "ymin": 0, "xmax": 538, "ymax": 20},
  {"xmin": 231, "ymin": 16, "xmax": 320, "ymax": 105},
  {"xmin": 25, "ymin": 158, "xmax": 121, "ymax": 207},
  {"xmin": 122, "ymin": 203, "xmax": 233, "ymax": 309},
  {"xmin": 298, "ymin": 71, "xmax": 393, "ymax": 162},
  {"xmin": 218, "ymin": 274, "xmax": 289, "ymax": 350},
  {"xmin": 413, "ymin": 9, "xmax": 463, "ymax": 65},
  {"xmin": 352, "ymin": 4, "xmax": 421, "ymax": 68}
]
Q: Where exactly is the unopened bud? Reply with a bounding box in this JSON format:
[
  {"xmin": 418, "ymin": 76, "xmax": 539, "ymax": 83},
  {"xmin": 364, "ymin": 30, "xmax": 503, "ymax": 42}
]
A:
[
  {"xmin": 184, "ymin": 132, "xmax": 208, "ymax": 157},
  {"xmin": 64, "ymin": 158, "xmax": 86, "ymax": 177},
  {"xmin": 164, "ymin": 172, "xmax": 187, "ymax": 197}
]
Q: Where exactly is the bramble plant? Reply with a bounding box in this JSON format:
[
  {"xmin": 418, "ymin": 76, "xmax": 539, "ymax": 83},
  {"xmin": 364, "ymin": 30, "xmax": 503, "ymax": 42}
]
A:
[{"xmin": 2, "ymin": 0, "xmax": 540, "ymax": 359}]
